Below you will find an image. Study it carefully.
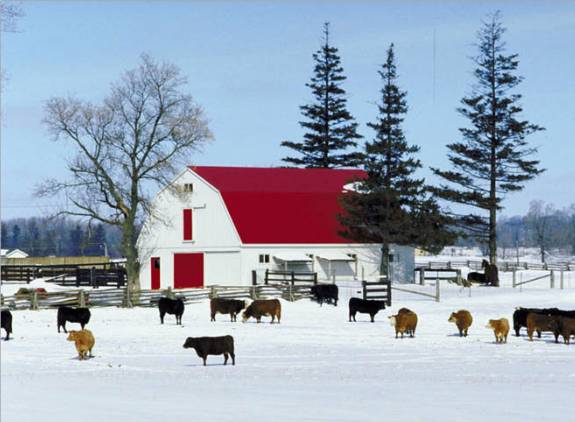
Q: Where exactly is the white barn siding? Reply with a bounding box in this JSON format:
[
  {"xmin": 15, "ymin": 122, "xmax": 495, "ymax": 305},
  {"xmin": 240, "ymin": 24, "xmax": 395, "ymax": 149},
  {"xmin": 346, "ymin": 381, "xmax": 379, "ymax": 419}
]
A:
[{"xmin": 138, "ymin": 170, "xmax": 240, "ymax": 289}]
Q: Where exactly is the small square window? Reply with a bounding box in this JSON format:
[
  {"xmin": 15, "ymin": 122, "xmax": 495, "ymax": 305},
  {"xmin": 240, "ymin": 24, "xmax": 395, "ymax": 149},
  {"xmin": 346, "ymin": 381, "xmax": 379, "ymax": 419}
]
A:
[
  {"xmin": 182, "ymin": 183, "xmax": 193, "ymax": 193},
  {"xmin": 259, "ymin": 254, "xmax": 270, "ymax": 263}
]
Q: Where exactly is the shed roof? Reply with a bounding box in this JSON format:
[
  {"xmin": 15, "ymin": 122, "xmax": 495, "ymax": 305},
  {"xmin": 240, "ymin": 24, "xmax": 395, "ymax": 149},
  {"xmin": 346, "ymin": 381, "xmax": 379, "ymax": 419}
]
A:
[{"xmin": 189, "ymin": 166, "xmax": 365, "ymax": 244}]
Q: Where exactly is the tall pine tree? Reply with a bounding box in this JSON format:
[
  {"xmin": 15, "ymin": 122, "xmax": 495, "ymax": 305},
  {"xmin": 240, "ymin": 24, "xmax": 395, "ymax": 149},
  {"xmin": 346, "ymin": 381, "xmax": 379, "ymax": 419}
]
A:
[
  {"xmin": 431, "ymin": 12, "xmax": 544, "ymax": 269},
  {"xmin": 340, "ymin": 44, "xmax": 453, "ymax": 279},
  {"xmin": 281, "ymin": 22, "xmax": 363, "ymax": 168}
]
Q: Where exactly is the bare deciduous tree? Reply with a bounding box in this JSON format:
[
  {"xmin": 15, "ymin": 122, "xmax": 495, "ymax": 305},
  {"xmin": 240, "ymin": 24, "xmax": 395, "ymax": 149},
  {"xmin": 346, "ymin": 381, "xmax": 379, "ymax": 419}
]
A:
[
  {"xmin": 38, "ymin": 54, "xmax": 213, "ymax": 292},
  {"xmin": 524, "ymin": 200, "xmax": 554, "ymax": 263},
  {"xmin": 0, "ymin": 1, "xmax": 23, "ymax": 32}
]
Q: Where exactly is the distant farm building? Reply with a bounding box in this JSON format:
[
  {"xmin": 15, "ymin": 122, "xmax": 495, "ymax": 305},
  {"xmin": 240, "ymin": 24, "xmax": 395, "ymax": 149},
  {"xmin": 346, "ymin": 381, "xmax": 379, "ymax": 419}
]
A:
[
  {"xmin": 0, "ymin": 249, "xmax": 29, "ymax": 259},
  {"xmin": 137, "ymin": 166, "xmax": 415, "ymax": 289}
]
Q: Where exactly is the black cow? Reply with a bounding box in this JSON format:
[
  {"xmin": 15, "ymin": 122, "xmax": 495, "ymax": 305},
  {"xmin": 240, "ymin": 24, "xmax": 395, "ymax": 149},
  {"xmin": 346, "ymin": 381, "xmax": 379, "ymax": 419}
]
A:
[
  {"xmin": 467, "ymin": 272, "xmax": 487, "ymax": 284},
  {"xmin": 512, "ymin": 307, "xmax": 575, "ymax": 337},
  {"xmin": 57, "ymin": 306, "xmax": 91, "ymax": 333},
  {"xmin": 1, "ymin": 310, "xmax": 13, "ymax": 340},
  {"xmin": 348, "ymin": 297, "xmax": 386, "ymax": 323},
  {"xmin": 210, "ymin": 298, "xmax": 246, "ymax": 322},
  {"xmin": 183, "ymin": 336, "xmax": 235, "ymax": 366},
  {"xmin": 158, "ymin": 297, "xmax": 185, "ymax": 325},
  {"xmin": 310, "ymin": 284, "xmax": 339, "ymax": 306}
]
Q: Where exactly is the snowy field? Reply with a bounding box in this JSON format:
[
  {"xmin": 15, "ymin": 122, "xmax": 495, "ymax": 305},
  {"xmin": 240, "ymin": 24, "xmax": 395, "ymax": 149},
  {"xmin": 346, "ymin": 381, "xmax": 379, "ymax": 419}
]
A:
[{"xmin": 2, "ymin": 281, "xmax": 575, "ymax": 422}]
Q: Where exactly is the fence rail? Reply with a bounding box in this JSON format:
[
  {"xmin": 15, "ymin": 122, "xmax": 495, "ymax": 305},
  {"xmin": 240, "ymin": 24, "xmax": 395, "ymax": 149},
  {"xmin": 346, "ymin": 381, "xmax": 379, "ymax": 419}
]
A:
[
  {"xmin": 261, "ymin": 270, "xmax": 318, "ymax": 286},
  {"xmin": 416, "ymin": 260, "xmax": 574, "ymax": 272},
  {"xmin": 1, "ymin": 262, "xmax": 125, "ymax": 284},
  {"xmin": 362, "ymin": 280, "xmax": 392, "ymax": 306},
  {"xmin": 0, "ymin": 282, "xmax": 316, "ymax": 311}
]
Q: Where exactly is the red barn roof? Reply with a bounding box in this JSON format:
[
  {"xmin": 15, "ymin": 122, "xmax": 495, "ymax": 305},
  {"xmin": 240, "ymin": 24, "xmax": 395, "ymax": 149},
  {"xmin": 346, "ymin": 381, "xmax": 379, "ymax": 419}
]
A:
[{"xmin": 189, "ymin": 166, "xmax": 366, "ymax": 244}]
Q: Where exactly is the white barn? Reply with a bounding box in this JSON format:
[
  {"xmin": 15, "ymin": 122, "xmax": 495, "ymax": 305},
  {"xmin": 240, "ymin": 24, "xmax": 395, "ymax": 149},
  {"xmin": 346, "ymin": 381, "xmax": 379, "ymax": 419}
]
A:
[{"xmin": 137, "ymin": 166, "xmax": 414, "ymax": 289}]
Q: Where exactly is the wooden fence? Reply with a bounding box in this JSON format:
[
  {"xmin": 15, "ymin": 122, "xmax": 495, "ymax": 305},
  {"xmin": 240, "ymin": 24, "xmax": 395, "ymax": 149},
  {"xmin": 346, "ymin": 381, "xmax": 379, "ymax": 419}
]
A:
[
  {"xmin": 413, "ymin": 268, "xmax": 464, "ymax": 286},
  {"xmin": 260, "ymin": 270, "xmax": 318, "ymax": 286},
  {"xmin": 362, "ymin": 279, "xmax": 392, "ymax": 306},
  {"xmin": 1, "ymin": 262, "xmax": 125, "ymax": 285},
  {"xmin": 511, "ymin": 269, "xmax": 569, "ymax": 289},
  {"xmin": 0, "ymin": 283, "xmax": 314, "ymax": 311},
  {"xmin": 416, "ymin": 260, "xmax": 574, "ymax": 272}
]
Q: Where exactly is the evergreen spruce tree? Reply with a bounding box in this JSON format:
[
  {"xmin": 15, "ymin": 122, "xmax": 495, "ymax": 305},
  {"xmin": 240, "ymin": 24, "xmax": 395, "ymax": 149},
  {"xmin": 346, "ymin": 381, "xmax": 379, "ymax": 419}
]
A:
[
  {"xmin": 431, "ymin": 12, "xmax": 544, "ymax": 270},
  {"xmin": 340, "ymin": 44, "xmax": 453, "ymax": 279},
  {"xmin": 281, "ymin": 22, "xmax": 363, "ymax": 168}
]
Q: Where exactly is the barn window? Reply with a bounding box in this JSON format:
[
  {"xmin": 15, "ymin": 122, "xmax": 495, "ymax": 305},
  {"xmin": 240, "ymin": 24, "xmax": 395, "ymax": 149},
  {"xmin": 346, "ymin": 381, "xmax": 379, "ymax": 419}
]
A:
[
  {"xmin": 183, "ymin": 209, "xmax": 193, "ymax": 241},
  {"xmin": 259, "ymin": 254, "xmax": 270, "ymax": 263},
  {"xmin": 183, "ymin": 183, "xmax": 194, "ymax": 193}
]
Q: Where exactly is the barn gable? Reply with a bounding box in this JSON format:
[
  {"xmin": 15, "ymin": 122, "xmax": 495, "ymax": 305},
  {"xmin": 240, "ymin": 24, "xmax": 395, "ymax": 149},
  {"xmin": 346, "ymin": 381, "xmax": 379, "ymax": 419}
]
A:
[{"xmin": 189, "ymin": 166, "xmax": 366, "ymax": 244}]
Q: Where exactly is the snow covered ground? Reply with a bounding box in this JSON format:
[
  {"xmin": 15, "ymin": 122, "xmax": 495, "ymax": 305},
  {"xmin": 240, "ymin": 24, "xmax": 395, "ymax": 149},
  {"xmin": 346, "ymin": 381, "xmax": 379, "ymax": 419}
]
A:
[{"xmin": 2, "ymin": 282, "xmax": 574, "ymax": 422}]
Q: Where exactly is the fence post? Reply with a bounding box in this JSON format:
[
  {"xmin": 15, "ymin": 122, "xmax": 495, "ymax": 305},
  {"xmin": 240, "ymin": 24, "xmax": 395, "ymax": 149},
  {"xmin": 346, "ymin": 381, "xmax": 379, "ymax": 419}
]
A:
[
  {"xmin": 251, "ymin": 270, "xmax": 257, "ymax": 286},
  {"xmin": 362, "ymin": 280, "xmax": 367, "ymax": 300},
  {"xmin": 386, "ymin": 279, "xmax": 392, "ymax": 307},
  {"xmin": 291, "ymin": 271, "xmax": 295, "ymax": 286},
  {"xmin": 420, "ymin": 269, "xmax": 425, "ymax": 286},
  {"xmin": 560, "ymin": 271, "xmax": 564, "ymax": 290},
  {"xmin": 456, "ymin": 270, "xmax": 462, "ymax": 286},
  {"xmin": 265, "ymin": 269, "xmax": 269, "ymax": 285},
  {"xmin": 313, "ymin": 272, "xmax": 318, "ymax": 285},
  {"xmin": 79, "ymin": 290, "xmax": 86, "ymax": 308},
  {"xmin": 550, "ymin": 270, "xmax": 555, "ymax": 289},
  {"xmin": 332, "ymin": 269, "xmax": 336, "ymax": 284},
  {"xmin": 30, "ymin": 290, "xmax": 39, "ymax": 310},
  {"xmin": 435, "ymin": 277, "xmax": 440, "ymax": 303},
  {"xmin": 209, "ymin": 286, "xmax": 217, "ymax": 299},
  {"xmin": 512, "ymin": 269, "xmax": 517, "ymax": 288}
]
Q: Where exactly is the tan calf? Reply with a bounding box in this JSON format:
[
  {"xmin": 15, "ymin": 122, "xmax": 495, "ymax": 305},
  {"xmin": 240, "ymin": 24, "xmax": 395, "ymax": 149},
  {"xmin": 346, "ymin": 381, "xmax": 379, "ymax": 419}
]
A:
[
  {"xmin": 486, "ymin": 319, "xmax": 509, "ymax": 344},
  {"xmin": 389, "ymin": 308, "xmax": 418, "ymax": 338},
  {"xmin": 67, "ymin": 329, "xmax": 95, "ymax": 360},
  {"xmin": 448, "ymin": 310, "xmax": 473, "ymax": 337}
]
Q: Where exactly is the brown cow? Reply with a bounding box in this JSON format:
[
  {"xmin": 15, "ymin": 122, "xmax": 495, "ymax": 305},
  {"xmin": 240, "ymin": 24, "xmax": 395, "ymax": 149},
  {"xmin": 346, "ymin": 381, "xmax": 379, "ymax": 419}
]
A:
[
  {"xmin": 389, "ymin": 308, "xmax": 418, "ymax": 338},
  {"xmin": 67, "ymin": 329, "xmax": 95, "ymax": 360},
  {"xmin": 486, "ymin": 319, "xmax": 509, "ymax": 343},
  {"xmin": 242, "ymin": 299, "xmax": 281, "ymax": 324},
  {"xmin": 554, "ymin": 317, "xmax": 575, "ymax": 345},
  {"xmin": 448, "ymin": 310, "xmax": 473, "ymax": 337},
  {"xmin": 526, "ymin": 313, "xmax": 560, "ymax": 342}
]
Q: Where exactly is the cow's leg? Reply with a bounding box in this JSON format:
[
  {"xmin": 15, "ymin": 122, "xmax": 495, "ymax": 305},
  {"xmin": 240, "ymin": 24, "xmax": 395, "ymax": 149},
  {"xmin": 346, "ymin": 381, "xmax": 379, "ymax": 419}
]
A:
[
  {"xmin": 256, "ymin": 317, "xmax": 261, "ymax": 323},
  {"xmin": 231, "ymin": 352, "xmax": 235, "ymax": 365},
  {"xmin": 203, "ymin": 356, "xmax": 207, "ymax": 366},
  {"xmin": 160, "ymin": 311, "xmax": 165, "ymax": 324},
  {"xmin": 224, "ymin": 353, "xmax": 228, "ymax": 365},
  {"xmin": 537, "ymin": 330, "xmax": 541, "ymax": 339},
  {"xmin": 370, "ymin": 313, "xmax": 375, "ymax": 323},
  {"xmin": 334, "ymin": 298, "xmax": 338, "ymax": 307},
  {"xmin": 62, "ymin": 323, "xmax": 67, "ymax": 334},
  {"xmin": 514, "ymin": 323, "xmax": 521, "ymax": 337}
]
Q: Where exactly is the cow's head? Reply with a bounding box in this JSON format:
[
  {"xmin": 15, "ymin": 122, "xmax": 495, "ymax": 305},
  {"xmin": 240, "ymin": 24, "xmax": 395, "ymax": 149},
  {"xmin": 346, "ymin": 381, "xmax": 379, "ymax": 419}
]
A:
[
  {"xmin": 67, "ymin": 331, "xmax": 79, "ymax": 342},
  {"xmin": 388, "ymin": 316, "xmax": 397, "ymax": 327},
  {"xmin": 448, "ymin": 313, "xmax": 457, "ymax": 323},
  {"xmin": 183, "ymin": 337, "xmax": 197, "ymax": 349}
]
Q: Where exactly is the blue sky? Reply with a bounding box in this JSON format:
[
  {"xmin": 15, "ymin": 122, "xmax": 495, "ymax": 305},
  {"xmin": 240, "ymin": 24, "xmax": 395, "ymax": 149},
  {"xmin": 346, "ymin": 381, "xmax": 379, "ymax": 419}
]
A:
[{"xmin": 2, "ymin": 0, "xmax": 574, "ymax": 220}]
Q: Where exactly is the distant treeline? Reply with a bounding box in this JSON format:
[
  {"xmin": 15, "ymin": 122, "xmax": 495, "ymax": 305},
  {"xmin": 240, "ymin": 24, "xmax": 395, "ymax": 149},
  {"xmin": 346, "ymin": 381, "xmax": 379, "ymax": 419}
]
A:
[
  {"xmin": 2, "ymin": 201, "xmax": 574, "ymax": 260},
  {"xmin": 457, "ymin": 201, "xmax": 575, "ymax": 260},
  {"xmin": 0, "ymin": 217, "xmax": 124, "ymax": 258}
]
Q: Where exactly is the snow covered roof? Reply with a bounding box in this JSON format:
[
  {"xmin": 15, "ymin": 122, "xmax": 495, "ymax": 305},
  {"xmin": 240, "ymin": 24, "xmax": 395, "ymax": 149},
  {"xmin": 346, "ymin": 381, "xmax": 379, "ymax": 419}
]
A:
[
  {"xmin": 189, "ymin": 166, "xmax": 366, "ymax": 244},
  {"xmin": 2, "ymin": 249, "xmax": 29, "ymax": 258},
  {"xmin": 315, "ymin": 252, "xmax": 356, "ymax": 261},
  {"xmin": 273, "ymin": 252, "xmax": 313, "ymax": 262}
]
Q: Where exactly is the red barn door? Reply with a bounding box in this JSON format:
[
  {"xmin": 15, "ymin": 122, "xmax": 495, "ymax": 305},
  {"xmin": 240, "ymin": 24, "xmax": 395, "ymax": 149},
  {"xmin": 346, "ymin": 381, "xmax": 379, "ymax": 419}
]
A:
[
  {"xmin": 174, "ymin": 253, "xmax": 204, "ymax": 288},
  {"xmin": 151, "ymin": 257, "xmax": 161, "ymax": 290}
]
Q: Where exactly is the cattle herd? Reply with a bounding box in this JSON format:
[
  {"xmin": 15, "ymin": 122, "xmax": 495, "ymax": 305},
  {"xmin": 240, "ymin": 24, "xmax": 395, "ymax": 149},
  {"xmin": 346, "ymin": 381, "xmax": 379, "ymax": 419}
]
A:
[{"xmin": 0, "ymin": 284, "xmax": 574, "ymax": 366}]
